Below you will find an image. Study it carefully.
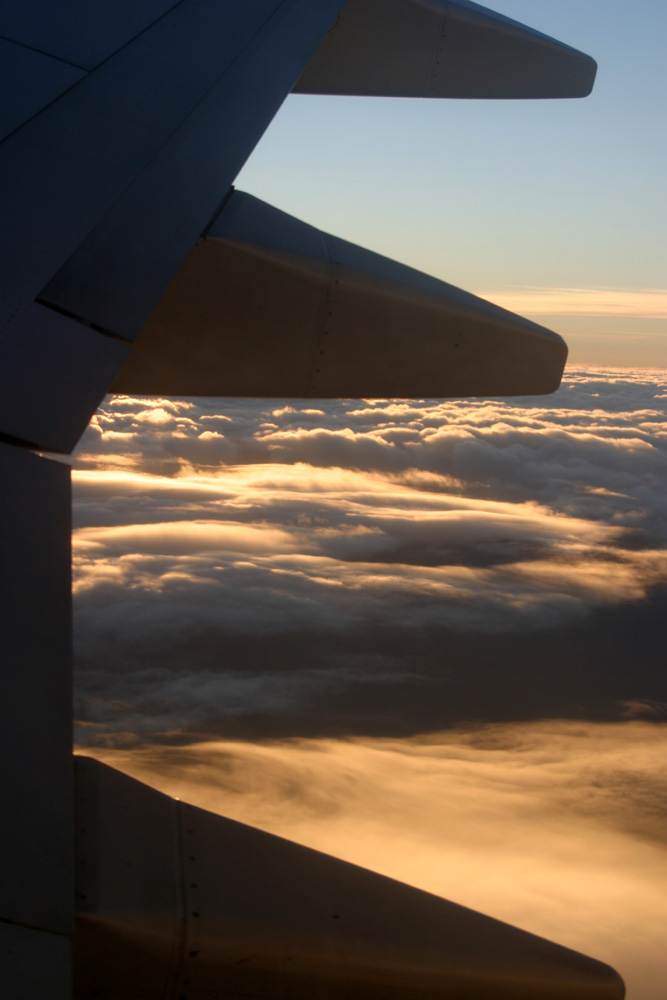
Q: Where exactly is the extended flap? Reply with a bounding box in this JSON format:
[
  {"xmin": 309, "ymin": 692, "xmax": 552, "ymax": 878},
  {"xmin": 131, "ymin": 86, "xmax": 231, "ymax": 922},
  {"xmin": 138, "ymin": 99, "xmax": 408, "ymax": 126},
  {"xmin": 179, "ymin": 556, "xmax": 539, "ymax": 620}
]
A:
[
  {"xmin": 294, "ymin": 0, "xmax": 596, "ymax": 99},
  {"xmin": 113, "ymin": 191, "xmax": 567, "ymax": 399}
]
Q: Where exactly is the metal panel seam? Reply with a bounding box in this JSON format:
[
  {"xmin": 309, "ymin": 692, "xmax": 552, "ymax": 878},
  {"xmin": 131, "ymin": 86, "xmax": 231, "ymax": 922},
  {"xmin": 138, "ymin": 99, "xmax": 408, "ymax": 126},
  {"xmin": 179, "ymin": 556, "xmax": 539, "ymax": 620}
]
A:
[
  {"xmin": 117, "ymin": 0, "xmax": 312, "ymax": 172},
  {"xmin": 58, "ymin": 1, "xmax": 184, "ymax": 74},
  {"xmin": 170, "ymin": 799, "xmax": 187, "ymax": 999},
  {"xmin": 307, "ymin": 230, "xmax": 339, "ymax": 396},
  {"xmin": 0, "ymin": 430, "xmax": 44, "ymax": 451},
  {"xmin": 427, "ymin": 4, "xmax": 450, "ymax": 96},
  {"xmin": 97, "ymin": 0, "xmax": 287, "ymax": 194},
  {"xmin": 0, "ymin": 33, "xmax": 88, "ymax": 70},
  {"xmin": 34, "ymin": 297, "xmax": 135, "ymax": 343},
  {"xmin": 201, "ymin": 186, "xmax": 236, "ymax": 239},
  {"xmin": 0, "ymin": 43, "xmax": 88, "ymax": 145},
  {"xmin": 105, "ymin": 0, "xmax": 331, "ymax": 197}
]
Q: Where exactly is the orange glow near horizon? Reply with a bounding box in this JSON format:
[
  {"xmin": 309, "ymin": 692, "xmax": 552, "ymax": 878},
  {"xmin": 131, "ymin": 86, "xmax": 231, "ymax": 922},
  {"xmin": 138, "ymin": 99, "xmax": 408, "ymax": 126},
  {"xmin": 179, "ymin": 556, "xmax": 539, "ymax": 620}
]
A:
[
  {"xmin": 72, "ymin": 460, "xmax": 666, "ymax": 621},
  {"xmin": 478, "ymin": 287, "xmax": 667, "ymax": 319}
]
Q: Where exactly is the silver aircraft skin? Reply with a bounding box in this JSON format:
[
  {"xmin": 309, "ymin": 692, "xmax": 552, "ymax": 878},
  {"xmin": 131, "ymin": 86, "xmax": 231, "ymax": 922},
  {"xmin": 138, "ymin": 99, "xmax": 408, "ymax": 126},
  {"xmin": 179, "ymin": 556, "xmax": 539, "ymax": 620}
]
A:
[{"xmin": 0, "ymin": 1, "xmax": 624, "ymax": 997}]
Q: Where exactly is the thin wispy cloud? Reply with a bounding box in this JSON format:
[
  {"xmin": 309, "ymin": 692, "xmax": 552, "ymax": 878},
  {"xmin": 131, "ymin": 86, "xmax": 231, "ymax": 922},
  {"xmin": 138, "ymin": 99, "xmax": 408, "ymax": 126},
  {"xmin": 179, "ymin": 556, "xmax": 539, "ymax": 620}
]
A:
[
  {"xmin": 478, "ymin": 287, "xmax": 667, "ymax": 318},
  {"xmin": 84, "ymin": 720, "xmax": 667, "ymax": 1000}
]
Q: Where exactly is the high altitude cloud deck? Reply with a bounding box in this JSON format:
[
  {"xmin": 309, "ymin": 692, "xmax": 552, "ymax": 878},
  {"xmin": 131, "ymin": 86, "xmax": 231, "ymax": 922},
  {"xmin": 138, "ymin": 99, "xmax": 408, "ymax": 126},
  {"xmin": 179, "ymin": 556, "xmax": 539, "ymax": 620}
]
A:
[
  {"xmin": 73, "ymin": 368, "xmax": 666, "ymax": 742},
  {"xmin": 72, "ymin": 367, "xmax": 667, "ymax": 999}
]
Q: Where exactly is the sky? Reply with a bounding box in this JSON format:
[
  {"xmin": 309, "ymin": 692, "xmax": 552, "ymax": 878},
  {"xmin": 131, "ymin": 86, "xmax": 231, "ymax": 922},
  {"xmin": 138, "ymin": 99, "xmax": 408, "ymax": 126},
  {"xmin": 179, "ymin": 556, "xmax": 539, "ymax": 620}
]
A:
[
  {"xmin": 72, "ymin": 3, "xmax": 665, "ymax": 998},
  {"xmin": 236, "ymin": 0, "xmax": 666, "ymax": 368}
]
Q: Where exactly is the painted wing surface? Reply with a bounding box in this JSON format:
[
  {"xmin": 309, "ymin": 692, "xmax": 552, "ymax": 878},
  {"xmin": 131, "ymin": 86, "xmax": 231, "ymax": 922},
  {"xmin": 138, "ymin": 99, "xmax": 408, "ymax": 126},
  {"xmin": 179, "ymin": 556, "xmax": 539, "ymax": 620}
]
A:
[
  {"xmin": 0, "ymin": 0, "xmax": 344, "ymax": 452},
  {"xmin": 113, "ymin": 190, "xmax": 567, "ymax": 398},
  {"xmin": 0, "ymin": 0, "xmax": 595, "ymax": 452},
  {"xmin": 294, "ymin": 0, "xmax": 597, "ymax": 98}
]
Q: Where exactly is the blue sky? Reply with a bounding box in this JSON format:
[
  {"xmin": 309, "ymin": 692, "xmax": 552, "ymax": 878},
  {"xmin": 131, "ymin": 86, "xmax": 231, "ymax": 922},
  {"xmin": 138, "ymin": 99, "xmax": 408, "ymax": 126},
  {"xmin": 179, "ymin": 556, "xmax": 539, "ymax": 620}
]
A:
[{"xmin": 237, "ymin": 0, "xmax": 666, "ymax": 366}]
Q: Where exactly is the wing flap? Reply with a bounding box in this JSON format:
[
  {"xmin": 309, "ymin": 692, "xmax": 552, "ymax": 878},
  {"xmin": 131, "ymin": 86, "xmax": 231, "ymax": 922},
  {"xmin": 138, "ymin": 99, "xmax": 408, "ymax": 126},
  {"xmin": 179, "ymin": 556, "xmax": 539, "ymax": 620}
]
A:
[
  {"xmin": 294, "ymin": 0, "xmax": 596, "ymax": 99},
  {"xmin": 113, "ymin": 191, "xmax": 567, "ymax": 399},
  {"xmin": 74, "ymin": 757, "xmax": 625, "ymax": 999}
]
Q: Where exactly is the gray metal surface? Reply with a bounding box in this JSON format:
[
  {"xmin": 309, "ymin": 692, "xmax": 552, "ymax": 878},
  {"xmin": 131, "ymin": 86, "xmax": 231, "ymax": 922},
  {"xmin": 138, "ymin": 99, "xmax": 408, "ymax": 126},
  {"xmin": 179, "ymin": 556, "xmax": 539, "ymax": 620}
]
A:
[
  {"xmin": 113, "ymin": 191, "xmax": 567, "ymax": 399},
  {"xmin": 0, "ymin": 923, "xmax": 71, "ymax": 1000},
  {"xmin": 73, "ymin": 758, "xmax": 625, "ymax": 999},
  {"xmin": 0, "ymin": 1, "xmax": 344, "ymax": 454},
  {"xmin": 0, "ymin": 304, "xmax": 129, "ymax": 452},
  {"xmin": 0, "ymin": 0, "xmax": 180, "ymax": 70},
  {"xmin": 39, "ymin": 0, "xmax": 345, "ymax": 342},
  {"xmin": 0, "ymin": 1, "xmax": 292, "ymax": 336},
  {"xmin": 295, "ymin": 0, "xmax": 596, "ymax": 98},
  {"xmin": 0, "ymin": 39, "xmax": 85, "ymax": 143},
  {"xmin": 0, "ymin": 444, "xmax": 73, "ymax": 933}
]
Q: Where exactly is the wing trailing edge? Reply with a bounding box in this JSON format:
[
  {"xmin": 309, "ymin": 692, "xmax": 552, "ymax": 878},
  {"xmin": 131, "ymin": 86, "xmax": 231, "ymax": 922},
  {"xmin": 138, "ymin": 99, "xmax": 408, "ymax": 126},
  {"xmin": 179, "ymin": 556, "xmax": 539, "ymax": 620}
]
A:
[
  {"xmin": 294, "ymin": 0, "xmax": 597, "ymax": 99},
  {"xmin": 113, "ymin": 191, "xmax": 567, "ymax": 399}
]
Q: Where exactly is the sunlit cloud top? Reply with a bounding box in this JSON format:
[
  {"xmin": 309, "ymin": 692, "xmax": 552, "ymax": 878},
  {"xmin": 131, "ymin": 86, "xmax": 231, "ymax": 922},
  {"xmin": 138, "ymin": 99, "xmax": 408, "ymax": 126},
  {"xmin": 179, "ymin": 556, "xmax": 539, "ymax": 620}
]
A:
[
  {"xmin": 72, "ymin": 367, "xmax": 667, "ymax": 999},
  {"xmin": 72, "ymin": 368, "xmax": 666, "ymax": 744}
]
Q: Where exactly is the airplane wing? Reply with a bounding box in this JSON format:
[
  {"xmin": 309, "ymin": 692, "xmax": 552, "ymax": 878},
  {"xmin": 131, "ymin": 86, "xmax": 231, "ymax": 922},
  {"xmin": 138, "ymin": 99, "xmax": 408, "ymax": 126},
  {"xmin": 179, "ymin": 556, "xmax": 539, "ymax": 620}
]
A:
[
  {"xmin": 0, "ymin": 0, "xmax": 345, "ymax": 452},
  {"xmin": 294, "ymin": 0, "xmax": 597, "ymax": 99},
  {"xmin": 112, "ymin": 189, "xmax": 567, "ymax": 398},
  {"xmin": 0, "ymin": 0, "xmax": 595, "ymax": 454}
]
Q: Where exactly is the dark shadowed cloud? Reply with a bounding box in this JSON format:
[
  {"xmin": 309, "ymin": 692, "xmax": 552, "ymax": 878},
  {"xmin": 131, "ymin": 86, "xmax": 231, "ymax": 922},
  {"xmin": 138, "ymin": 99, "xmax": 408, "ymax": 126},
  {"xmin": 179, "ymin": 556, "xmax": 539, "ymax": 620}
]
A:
[{"xmin": 72, "ymin": 368, "xmax": 666, "ymax": 743}]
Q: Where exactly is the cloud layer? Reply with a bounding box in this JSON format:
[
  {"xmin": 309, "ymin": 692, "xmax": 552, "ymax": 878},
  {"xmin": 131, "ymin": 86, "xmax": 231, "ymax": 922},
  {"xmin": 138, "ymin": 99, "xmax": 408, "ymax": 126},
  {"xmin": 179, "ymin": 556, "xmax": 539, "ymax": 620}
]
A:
[
  {"xmin": 71, "ymin": 367, "xmax": 667, "ymax": 997},
  {"xmin": 72, "ymin": 368, "xmax": 667, "ymax": 742}
]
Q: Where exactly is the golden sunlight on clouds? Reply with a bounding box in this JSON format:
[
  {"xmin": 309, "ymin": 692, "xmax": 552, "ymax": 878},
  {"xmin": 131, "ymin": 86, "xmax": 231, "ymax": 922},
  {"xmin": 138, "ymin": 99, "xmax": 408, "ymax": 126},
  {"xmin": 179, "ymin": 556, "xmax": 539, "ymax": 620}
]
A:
[
  {"xmin": 501, "ymin": 549, "xmax": 667, "ymax": 604},
  {"xmin": 74, "ymin": 520, "xmax": 294, "ymax": 558},
  {"xmin": 71, "ymin": 460, "xmax": 665, "ymax": 629},
  {"xmin": 72, "ymin": 377, "xmax": 667, "ymax": 999},
  {"xmin": 83, "ymin": 721, "xmax": 667, "ymax": 1000},
  {"xmin": 479, "ymin": 287, "xmax": 667, "ymax": 318}
]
